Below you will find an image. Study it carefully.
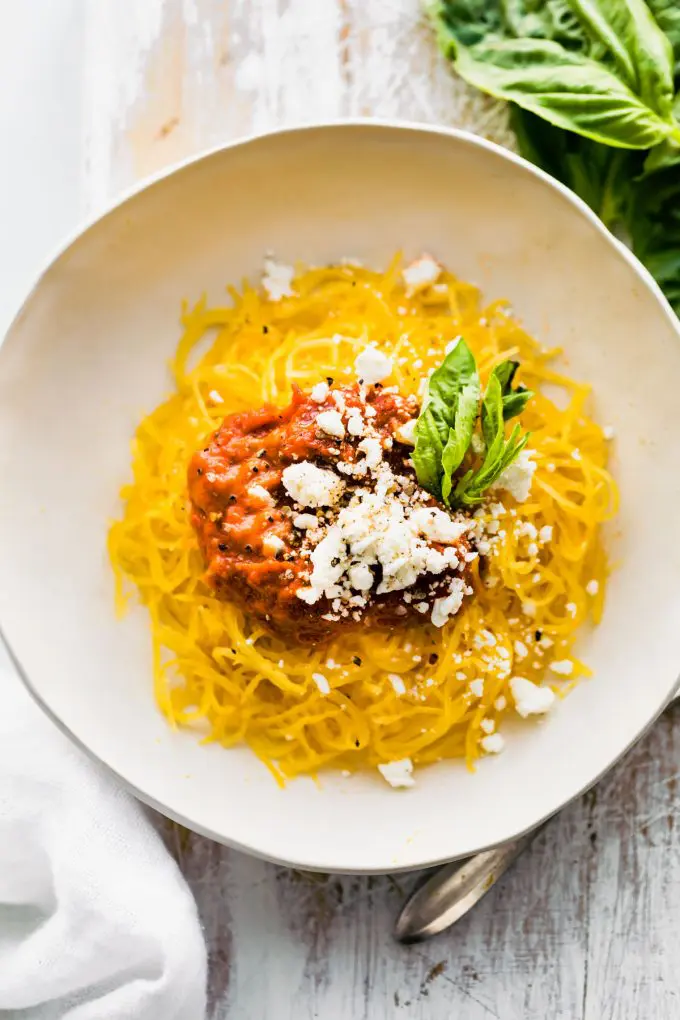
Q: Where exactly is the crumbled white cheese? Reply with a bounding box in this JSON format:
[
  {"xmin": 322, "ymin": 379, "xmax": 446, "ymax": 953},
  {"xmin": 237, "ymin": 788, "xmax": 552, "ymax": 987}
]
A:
[
  {"xmin": 586, "ymin": 579, "xmax": 599, "ymax": 596},
  {"xmin": 470, "ymin": 432, "xmax": 484, "ymax": 455},
  {"xmin": 571, "ymin": 449, "xmax": 581, "ymax": 461},
  {"xmin": 262, "ymin": 257, "xmax": 294, "ymax": 301},
  {"xmin": 522, "ymin": 600, "xmax": 536, "ymax": 617},
  {"xmin": 282, "ymin": 462, "xmax": 344, "ymax": 508},
  {"xmin": 311, "ymin": 381, "xmax": 329, "ymax": 403},
  {"xmin": 354, "ymin": 346, "xmax": 393, "ymax": 386},
  {"xmin": 566, "ymin": 602, "xmax": 577, "ymax": 617},
  {"xmin": 431, "ymin": 578, "xmax": 467, "ymax": 627},
  {"xmin": 297, "ymin": 484, "xmax": 469, "ymax": 607},
  {"xmin": 495, "ymin": 695, "xmax": 507, "ymax": 711},
  {"xmin": 514, "ymin": 640, "xmax": 529, "ymax": 659},
  {"xmin": 357, "ymin": 436, "xmax": 383, "ymax": 470},
  {"xmin": 346, "ymin": 410, "xmax": 366, "ymax": 437},
  {"xmin": 603, "ymin": 425, "xmax": 615, "ymax": 440},
  {"xmin": 509, "ymin": 676, "xmax": 556, "ymax": 717},
  {"xmin": 491, "ymin": 449, "xmax": 536, "ymax": 503},
  {"xmin": 293, "ymin": 513, "xmax": 319, "ymax": 530},
  {"xmin": 415, "ymin": 508, "xmax": 468, "ymax": 546},
  {"xmin": 317, "ymin": 409, "xmax": 346, "ymax": 439},
  {"xmin": 480, "ymin": 718, "xmax": 495, "ymax": 734},
  {"xmin": 248, "ymin": 484, "xmax": 274, "ymax": 506},
  {"xmin": 549, "ymin": 659, "xmax": 573, "ymax": 676},
  {"xmin": 262, "ymin": 535, "xmax": 285, "ymax": 555},
  {"xmin": 349, "ymin": 563, "xmax": 373, "ymax": 591},
  {"xmin": 208, "ymin": 389, "xmax": 223, "ymax": 404},
  {"xmin": 378, "ymin": 758, "xmax": 415, "ymax": 788},
  {"xmin": 312, "ymin": 672, "xmax": 331, "ymax": 695},
  {"xmin": 388, "ymin": 673, "xmax": 407, "ymax": 696},
  {"xmin": 469, "ymin": 678, "xmax": 484, "ymax": 698},
  {"xmin": 394, "ymin": 418, "xmax": 417, "ymax": 446},
  {"xmin": 402, "ymin": 254, "xmax": 441, "ymax": 296},
  {"xmin": 539, "ymin": 525, "xmax": 553, "ymax": 544},
  {"xmin": 481, "ymin": 733, "xmax": 505, "ymax": 754}
]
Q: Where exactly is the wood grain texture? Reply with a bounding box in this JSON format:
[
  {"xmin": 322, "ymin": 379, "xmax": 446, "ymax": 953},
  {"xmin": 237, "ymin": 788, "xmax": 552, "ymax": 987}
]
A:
[{"xmin": 81, "ymin": 2, "xmax": 680, "ymax": 1016}]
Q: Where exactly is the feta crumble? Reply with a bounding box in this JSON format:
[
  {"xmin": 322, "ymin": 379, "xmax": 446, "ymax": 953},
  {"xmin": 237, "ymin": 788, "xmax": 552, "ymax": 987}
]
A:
[
  {"xmin": 431, "ymin": 578, "xmax": 467, "ymax": 627},
  {"xmin": 388, "ymin": 673, "xmax": 407, "ymax": 695},
  {"xmin": 262, "ymin": 535, "xmax": 285, "ymax": 555},
  {"xmin": 549, "ymin": 659, "xmax": 573, "ymax": 676},
  {"xmin": 282, "ymin": 462, "xmax": 345, "ymax": 508},
  {"xmin": 293, "ymin": 513, "xmax": 319, "ymax": 529},
  {"xmin": 312, "ymin": 672, "xmax": 331, "ymax": 695},
  {"xmin": 248, "ymin": 484, "xmax": 274, "ymax": 506},
  {"xmin": 262, "ymin": 257, "xmax": 294, "ymax": 301},
  {"xmin": 311, "ymin": 381, "xmax": 329, "ymax": 403},
  {"xmin": 354, "ymin": 346, "xmax": 393, "ymax": 386},
  {"xmin": 378, "ymin": 758, "xmax": 415, "ymax": 788},
  {"xmin": 491, "ymin": 449, "xmax": 536, "ymax": 503},
  {"xmin": 402, "ymin": 254, "xmax": 441, "ymax": 296},
  {"xmin": 469, "ymin": 678, "xmax": 484, "ymax": 698},
  {"xmin": 481, "ymin": 733, "xmax": 505, "ymax": 754},
  {"xmin": 394, "ymin": 418, "xmax": 417, "ymax": 446},
  {"xmin": 509, "ymin": 676, "xmax": 556, "ymax": 717},
  {"xmin": 586, "ymin": 579, "xmax": 599, "ymax": 596},
  {"xmin": 316, "ymin": 409, "xmax": 346, "ymax": 439}
]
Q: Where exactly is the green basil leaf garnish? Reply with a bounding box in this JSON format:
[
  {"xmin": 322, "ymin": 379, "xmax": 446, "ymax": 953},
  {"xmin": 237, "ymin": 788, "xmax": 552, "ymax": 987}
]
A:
[{"xmin": 413, "ymin": 341, "xmax": 532, "ymax": 507}]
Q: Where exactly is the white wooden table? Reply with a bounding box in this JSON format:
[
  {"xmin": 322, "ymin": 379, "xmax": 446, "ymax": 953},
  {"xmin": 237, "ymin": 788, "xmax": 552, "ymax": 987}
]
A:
[{"xmin": 4, "ymin": 2, "xmax": 680, "ymax": 1017}]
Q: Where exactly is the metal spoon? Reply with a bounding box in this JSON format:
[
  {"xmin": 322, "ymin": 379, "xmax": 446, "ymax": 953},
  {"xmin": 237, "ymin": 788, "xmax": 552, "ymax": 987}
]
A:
[
  {"xmin": 394, "ymin": 689, "xmax": 680, "ymax": 943},
  {"xmin": 394, "ymin": 826, "xmax": 544, "ymax": 943}
]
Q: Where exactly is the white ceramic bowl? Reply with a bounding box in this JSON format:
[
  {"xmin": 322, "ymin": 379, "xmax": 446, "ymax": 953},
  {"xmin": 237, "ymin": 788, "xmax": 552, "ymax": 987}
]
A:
[{"xmin": 1, "ymin": 122, "xmax": 679, "ymax": 873}]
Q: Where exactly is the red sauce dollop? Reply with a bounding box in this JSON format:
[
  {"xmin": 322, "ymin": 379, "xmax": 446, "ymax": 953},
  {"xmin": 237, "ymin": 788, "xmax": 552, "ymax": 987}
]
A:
[{"xmin": 188, "ymin": 384, "xmax": 469, "ymax": 643}]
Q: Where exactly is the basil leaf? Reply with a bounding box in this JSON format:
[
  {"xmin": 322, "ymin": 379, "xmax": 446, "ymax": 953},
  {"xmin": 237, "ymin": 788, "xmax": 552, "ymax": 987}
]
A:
[
  {"xmin": 480, "ymin": 373, "xmax": 505, "ymax": 458},
  {"xmin": 441, "ymin": 378, "xmax": 481, "ymax": 504},
  {"xmin": 452, "ymin": 375, "xmax": 531, "ymax": 507},
  {"xmin": 647, "ymin": 0, "xmax": 680, "ymax": 81},
  {"xmin": 413, "ymin": 407, "xmax": 445, "ymax": 498},
  {"xmin": 489, "ymin": 359, "xmax": 534, "ymax": 420},
  {"xmin": 411, "ymin": 340, "xmax": 481, "ymax": 499},
  {"xmin": 626, "ymin": 163, "xmax": 680, "ymax": 314},
  {"xmin": 429, "ymin": 1, "xmax": 680, "ymax": 149},
  {"xmin": 414, "ymin": 340, "xmax": 481, "ymax": 500},
  {"xmin": 451, "ymin": 36, "xmax": 679, "ymax": 149},
  {"xmin": 568, "ymin": 0, "xmax": 675, "ymax": 117},
  {"xmin": 425, "ymin": 340, "xmax": 479, "ymax": 445}
]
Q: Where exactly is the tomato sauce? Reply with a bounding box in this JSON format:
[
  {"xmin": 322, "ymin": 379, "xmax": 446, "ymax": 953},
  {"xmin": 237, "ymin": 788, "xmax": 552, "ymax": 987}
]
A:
[{"xmin": 188, "ymin": 384, "xmax": 469, "ymax": 643}]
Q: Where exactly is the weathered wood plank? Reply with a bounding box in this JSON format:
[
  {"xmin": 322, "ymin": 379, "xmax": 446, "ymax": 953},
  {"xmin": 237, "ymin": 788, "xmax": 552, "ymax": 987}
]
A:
[{"xmin": 84, "ymin": 2, "xmax": 680, "ymax": 1017}]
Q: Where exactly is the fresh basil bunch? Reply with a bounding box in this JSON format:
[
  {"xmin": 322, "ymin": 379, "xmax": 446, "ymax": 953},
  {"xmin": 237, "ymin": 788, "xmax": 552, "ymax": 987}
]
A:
[
  {"xmin": 413, "ymin": 340, "xmax": 532, "ymax": 508},
  {"xmin": 428, "ymin": 0, "xmax": 680, "ymax": 314}
]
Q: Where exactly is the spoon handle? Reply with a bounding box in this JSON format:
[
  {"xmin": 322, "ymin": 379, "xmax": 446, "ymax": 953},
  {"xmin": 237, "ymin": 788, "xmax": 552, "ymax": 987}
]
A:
[{"xmin": 394, "ymin": 825, "xmax": 545, "ymax": 943}]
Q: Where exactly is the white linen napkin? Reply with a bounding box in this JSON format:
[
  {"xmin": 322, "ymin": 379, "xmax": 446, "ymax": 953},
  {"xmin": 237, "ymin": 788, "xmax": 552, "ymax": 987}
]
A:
[{"xmin": 0, "ymin": 647, "xmax": 207, "ymax": 1020}]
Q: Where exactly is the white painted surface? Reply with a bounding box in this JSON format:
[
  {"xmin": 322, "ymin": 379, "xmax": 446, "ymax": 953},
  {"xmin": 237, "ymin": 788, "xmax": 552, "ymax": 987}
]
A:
[{"xmin": 3, "ymin": 1, "xmax": 680, "ymax": 1017}]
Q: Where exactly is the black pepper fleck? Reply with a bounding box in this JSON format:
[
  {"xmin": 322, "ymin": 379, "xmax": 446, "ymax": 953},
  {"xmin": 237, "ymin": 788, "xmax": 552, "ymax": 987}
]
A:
[
  {"xmin": 326, "ymin": 377, "xmax": 334, "ymax": 386},
  {"xmin": 263, "ymin": 325, "xmax": 269, "ymax": 334},
  {"xmin": 429, "ymin": 653, "xmax": 439, "ymax": 665},
  {"xmin": 218, "ymin": 543, "xmax": 227, "ymax": 552},
  {"xmin": 244, "ymin": 544, "xmax": 253, "ymax": 554},
  {"xmin": 353, "ymin": 656, "xmax": 362, "ymax": 666},
  {"xmin": 535, "ymin": 630, "xmax": 542, "ymax": 641},
  {"xmin": 196, "ymin": 467, "xmax": 203, "ymax": 475}
]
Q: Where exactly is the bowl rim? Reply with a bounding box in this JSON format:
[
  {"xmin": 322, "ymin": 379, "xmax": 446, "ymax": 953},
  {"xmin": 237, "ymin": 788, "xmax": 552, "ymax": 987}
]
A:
[{"xmin": 2, "ymin": 118, "xmax": 680, "ymax": 873}]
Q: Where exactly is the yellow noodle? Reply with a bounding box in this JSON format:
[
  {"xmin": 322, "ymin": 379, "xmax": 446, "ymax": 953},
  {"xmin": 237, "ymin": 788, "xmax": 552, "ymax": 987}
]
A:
[{"xmin": 108, "ymin": 258, "xmax": 618, "ymax": 783}]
